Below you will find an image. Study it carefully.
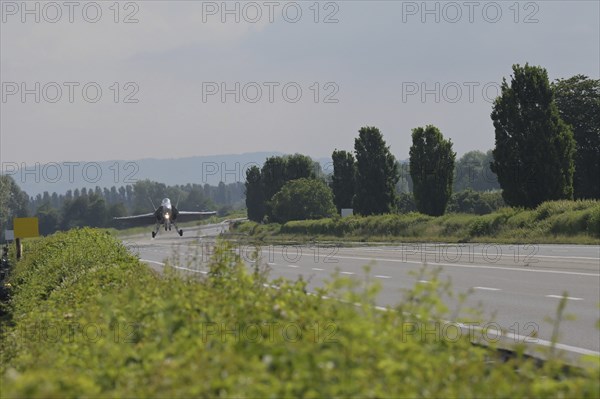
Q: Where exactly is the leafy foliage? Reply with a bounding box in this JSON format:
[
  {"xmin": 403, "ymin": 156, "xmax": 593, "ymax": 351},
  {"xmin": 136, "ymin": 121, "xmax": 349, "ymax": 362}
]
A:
[
  {"xmin": 331, "ymin": 149, "xmax": 355, "ymax": 212},
  {"xmin": 397, "ymin": 192, "xmax": 417, "ymax": 213},
  {"xmin": 244, "ymin": 165, "xmax": 265, "ymax": 222},
  {"xmin": 553, "ymin": 75, "xmax": 600, "ymax": 200},
  {"xmin": 353, "ymin": 127, "xmax": 399, "ymax": 215},
  {"xmin": 271, "ymin": 179, "xmax": 336, "ymax": 223},
  {"xmin": 258, "ymin": 200, "xmax": 600, "ymax": 243},
  {"xmin": 491, "ymin": 64, "xmax": 576, "ymax": 208},
  {"xmin": 453, "ymin": 150, "xmax": 500, "ymax": 192},
  {"xmin": 447, "ymin": 190, "xmax": 505, "ymax": 215},
  {"xmin": 1, "ymin": 229, "xmax": 598, "ymax": 397},
  {"xmin": 245, "ymin": 154, "xmax": 322, "ymax": 222},
  {"xmin": 0, "ymin": 176, "xmax": 29, "ymax": 241},
  {"xmin": 21, "ymin": 179, "xmax": 241, "ymax": 237},
  {"xmin": 410, "ymin": 125, "xmax": 456, "ymax": 216}
]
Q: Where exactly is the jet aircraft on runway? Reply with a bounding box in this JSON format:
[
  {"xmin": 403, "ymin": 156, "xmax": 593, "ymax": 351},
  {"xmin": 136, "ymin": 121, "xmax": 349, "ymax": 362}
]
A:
[{"xmin": 114, "ymin": 198, "xmax": 216, "ymax": 238}]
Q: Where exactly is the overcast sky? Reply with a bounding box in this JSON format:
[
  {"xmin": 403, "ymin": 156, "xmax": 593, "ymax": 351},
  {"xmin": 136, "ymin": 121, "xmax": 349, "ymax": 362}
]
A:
[{"xmin": 1, "ymin": 1, "xmax": 599, "ymax": 166}]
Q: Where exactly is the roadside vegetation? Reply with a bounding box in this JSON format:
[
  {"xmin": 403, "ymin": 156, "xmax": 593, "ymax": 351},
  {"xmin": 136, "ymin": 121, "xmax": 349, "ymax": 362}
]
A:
[
  {"xmin": 0, "ymin": 177, "xmax": 244, "ymax": 241},
  {"xmin": 235, "ymin": 200, "xmax": 600, "ymax": 245},
  {"xmin": 1, "ymin": 229, "xmax": 598, "ymax": 397},
  {"xmin": 241, "ymin": 70, "xmax": 599, "ymax": 244}
]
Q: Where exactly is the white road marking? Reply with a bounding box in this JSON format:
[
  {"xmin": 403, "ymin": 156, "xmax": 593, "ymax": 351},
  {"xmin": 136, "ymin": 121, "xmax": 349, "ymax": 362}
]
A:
[
  {"xmin": 375, "ymin": 275, "xmax": 391, "ymax": 279},
  {"xmin": 140, "ymin": 257, "xmax": 600, "ymax": 357},
  {"xmin": 140, "ymin": 259, "xmax": 207, "ymax": 274},
  {"xmin": 141, "ymin": 259, "xmax": 164, "ymax": 265},
  {"xmin": 473, "ymin": 286, "xmax": 501, "ymax": 291},
  {"xmin": 340, "ymin": 271, "xmax": 355, "ymax": 275},
  {"xmin": 345, "ymin": 247, "xmax": 599, "ymax": 260},
  {"xmin": 312, "ymin": 267, "xmax": 324, "ymax": 271},
  {"xmin": 267, "ymin": 262, "xmax": 276, "ymax": 266},
  {"xmin": 314, "ymin": 253, "xmax": 600, "ymax": 277},
  {"xmin": 287, "ymin": 265, "xmax": 299, "ymax": 268},
  {"xmin": 418, "ymin": 280, "xmax": 429, "ymax": 284},
  {"xmin": 545, "ymin": 295, "xmax": 583, "ymax": 301}
]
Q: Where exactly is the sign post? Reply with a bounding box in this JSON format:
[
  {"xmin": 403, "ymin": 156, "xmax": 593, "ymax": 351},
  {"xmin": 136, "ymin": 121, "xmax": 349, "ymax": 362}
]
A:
[{"xmin": 13, "ymin": 217, "xmax": 40, "ymax": 260}]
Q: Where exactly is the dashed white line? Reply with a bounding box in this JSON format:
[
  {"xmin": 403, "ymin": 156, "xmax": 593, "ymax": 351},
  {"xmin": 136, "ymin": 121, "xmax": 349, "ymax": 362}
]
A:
[
  {"xmin": 141, "ymin": 259, "xmax": 207, "ymax": 274},
  {"xmin": 303, "ymin": 253, "xmax": 600, "ymax": 277},
  {"xmin": 141, "ymin": 259, "xmax": 164, "ymax": 265},
  {"xmin": 473, "ymin": 286, "xmax": 501, "ymax": 291},
  {"xmin": 375, "ymin": 275, "xmax": 391, "ymax": 279},
  {"xmin": 287, "ymin": 265, "xmax": 299, "ymax": 268},
  {"xmin": 418, "ymin": 280, "xmax": 429, "ymax": 284},
  {"xmin": 312, "ymin": 267, "xmax": 324, "ymax": 271},
  {"xmin": 340, "ymin": 271, "xmax": 355, "ymax": 275},
  {"xmin": 545, "ymin": 294, "xmax": 583, "ymax": 301}
]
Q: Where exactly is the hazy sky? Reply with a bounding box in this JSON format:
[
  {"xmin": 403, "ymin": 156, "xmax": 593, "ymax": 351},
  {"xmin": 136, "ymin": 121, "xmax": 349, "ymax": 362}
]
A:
[{"xmin": 1, "ymin": 1, "xmax": 599, "ymax": 166}]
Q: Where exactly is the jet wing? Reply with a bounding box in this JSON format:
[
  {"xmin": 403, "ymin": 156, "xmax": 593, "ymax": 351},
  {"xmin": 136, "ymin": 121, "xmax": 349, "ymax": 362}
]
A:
[
  {"xmin": 113, "ymin": 213, "xmax": 157, "ymax": 227},
  {"xmin": 175, "ymin": 211, "xmax": 217, "ymax": 223}
]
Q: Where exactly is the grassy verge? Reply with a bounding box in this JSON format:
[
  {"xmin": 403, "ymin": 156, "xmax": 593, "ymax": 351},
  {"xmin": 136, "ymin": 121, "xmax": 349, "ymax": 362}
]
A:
[
  {"xmin": 1, "ymin": 229, "xmax": 598, "ymax": 397},
  {"xmin": 234, "ymin": 200, "xmax": 600, "ymax": 245}
]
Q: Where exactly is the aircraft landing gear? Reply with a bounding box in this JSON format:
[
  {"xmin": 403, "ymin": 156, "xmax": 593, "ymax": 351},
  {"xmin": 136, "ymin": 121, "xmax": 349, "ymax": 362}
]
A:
[
  {"xmin": 152, "ymin": 222, "xmax": 160, "ymax": 238},
  {"xmin": 172, "ymin": 221, "xmax": 183, "ymax": 237}
]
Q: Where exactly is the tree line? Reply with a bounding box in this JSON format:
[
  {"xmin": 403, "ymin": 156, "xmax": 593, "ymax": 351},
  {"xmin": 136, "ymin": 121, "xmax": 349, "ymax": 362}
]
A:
[
  {"xmin": 0, "ymin": 178, "xmax": 246, "ymax": 238},
  {"xmin": 246, "ymin": 67, "xmax": 598, "ymax": 222}
]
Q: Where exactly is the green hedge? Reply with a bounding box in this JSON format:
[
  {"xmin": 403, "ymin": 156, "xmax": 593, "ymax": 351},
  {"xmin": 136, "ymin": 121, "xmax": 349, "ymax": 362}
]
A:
[
  {"xmin": 245, "ymin": 200, "xmax": 600, "ymax": 243},
  {"xmin": 1, "ymin": 229, "xmax": 598, "ymax": 397}
]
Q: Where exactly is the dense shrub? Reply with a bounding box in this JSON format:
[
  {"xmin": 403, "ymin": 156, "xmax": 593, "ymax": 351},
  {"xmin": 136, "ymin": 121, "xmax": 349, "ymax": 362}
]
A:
[
  {"xmin": 244, "ymin": 201, "xmax": 600, "ymax": 244},
  {"xmin": 1, "ymin": 229, "xmax": 598, "ymax": 397},
  {"xmin": 447, "ymin": 190, "xmax": 505, "ymax": 215}
]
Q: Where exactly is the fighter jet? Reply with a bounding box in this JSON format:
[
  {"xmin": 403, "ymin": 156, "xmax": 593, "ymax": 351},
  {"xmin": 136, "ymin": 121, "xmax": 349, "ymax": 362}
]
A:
[{"xmin": 114, "ymin": 198, "xmax": 216, "ymax": 238}]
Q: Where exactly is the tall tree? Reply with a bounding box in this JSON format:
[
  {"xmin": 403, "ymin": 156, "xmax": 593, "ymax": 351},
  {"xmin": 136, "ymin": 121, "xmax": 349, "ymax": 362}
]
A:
[
  {"xmin": 261, "ymin": 156, "xmax": 288, "ymax": 202},
  {"xmin": 353, "ymin": 126, "xmax": 399, "ymax": 215},
  {"xmin": 409, "ymin": 125, "xmax": 456, "ymax": 216},
  {"xmin": 245, "ymin": 166, "xmax": 265, "ymax": 222},
  {"xmin": 35, "ymin": 203, "xmax": 60, "ymax": 235},
  {"xmin": 132, "ymin": 180, "xmax": 167, "ymax": 213},
  {"xmin": 453, "ymin": 150, "xmax": 500, "ymax": 192},
  {"xmin": 0, "ymin": 175, "xmax": 29, "ymax": 240},
  {"xmin": 61, "ymin": 195, "xmax": 89, "ymax": 230},
  {"xmin": 331, "ymin": 149, "xmax": 355, "ymax": 212},
  {"xmin": 182, "ymin": 186, "xmax": 213, "ymax": 211},
  {"xmin": 491, "ymin": 64, "xmax": 575, "ymax": 208},
  {"xmin": 285, "ymin": 153, "xmax": 316, "ymax": 181},
  {"xmin": 553, "ymin": 75, "xmax": 600, "ymax": 199},
  {"xmin": 86, "ymin": 194, "xmax": 108, "ymax": 227}
]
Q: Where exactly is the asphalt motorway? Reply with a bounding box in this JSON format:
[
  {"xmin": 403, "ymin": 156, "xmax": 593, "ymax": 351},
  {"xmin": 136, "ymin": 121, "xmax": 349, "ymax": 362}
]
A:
[{"xmin": 124, "ymin": 223, "xmax": 600, "ymax": 360}]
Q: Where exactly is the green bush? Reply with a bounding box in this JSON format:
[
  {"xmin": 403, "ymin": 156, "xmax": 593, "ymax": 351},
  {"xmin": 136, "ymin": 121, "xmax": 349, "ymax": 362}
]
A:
[
  {"xmin": 447, "ymin": 189, "xmax": 505, "ymax": 215},
  {"xmin": 1, "ymin": 229, "xmax": 598, "ymax": 397},
  {"xmin": 588, "ymin": 205, "xmax": 600, "ymax": 237},
  {"xmin": 550, "ymin": 210, "xmax": 591, "ymax": 236},
  {"xmin": 271, "ymin": 178, "xmax": 336, "ymax": 223},
  {"xmin": 244, "ymin": 200, "xmax": 600, "ymax": 244}
]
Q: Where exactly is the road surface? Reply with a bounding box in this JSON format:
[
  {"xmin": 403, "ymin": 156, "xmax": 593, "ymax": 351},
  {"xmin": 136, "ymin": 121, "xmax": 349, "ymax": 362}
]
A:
[{"xmin": 123, "ymin": 223, "xmax": 600, "ymax": 359}]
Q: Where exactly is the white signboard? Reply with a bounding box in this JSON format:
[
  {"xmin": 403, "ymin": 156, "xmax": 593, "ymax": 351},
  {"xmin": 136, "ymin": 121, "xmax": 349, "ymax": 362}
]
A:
[
  {"xmin": 341, "ymin": 209, "xmax": 353, "ymax": 218},
  {"xmin": 4, "ymin": 230, "xmax": 15, "ymax": 241}
]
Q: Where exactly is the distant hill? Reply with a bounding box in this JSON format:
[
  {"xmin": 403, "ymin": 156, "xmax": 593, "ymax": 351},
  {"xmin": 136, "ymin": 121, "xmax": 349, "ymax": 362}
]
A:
[
  {"xmin": 5, "ymin": 152, "xmax": 335, "ymax": 196},
  {"xmin": 7, "ymin": 152, "xmax": 281, "ymax": 196}
]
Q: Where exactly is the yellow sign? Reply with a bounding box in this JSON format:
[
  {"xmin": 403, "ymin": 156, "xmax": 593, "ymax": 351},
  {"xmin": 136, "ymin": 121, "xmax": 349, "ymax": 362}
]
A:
[{"xmin": 13, "ymin": 217, "xmax": 39, "ymax": 239}]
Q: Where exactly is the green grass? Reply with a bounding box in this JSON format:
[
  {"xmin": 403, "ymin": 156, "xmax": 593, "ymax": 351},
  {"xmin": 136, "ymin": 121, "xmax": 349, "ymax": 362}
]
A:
[
  {"xmin": 0, "ymin": 229, "xmax": 598, "ymax": 397},
  {"xmin": 234, "ymin": 200, "xmax": 600, "ymax": 245}
]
